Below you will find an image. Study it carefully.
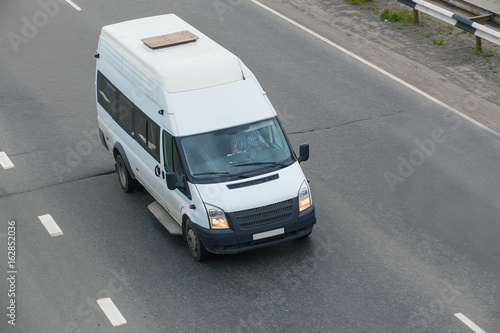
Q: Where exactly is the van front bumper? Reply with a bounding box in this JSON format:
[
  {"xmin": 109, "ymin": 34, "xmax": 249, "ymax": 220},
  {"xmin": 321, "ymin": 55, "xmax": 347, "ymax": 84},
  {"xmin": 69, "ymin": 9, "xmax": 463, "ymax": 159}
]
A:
[{"xmin": 195, "ymin": 201, "xmax": 316, "ymax": 254}]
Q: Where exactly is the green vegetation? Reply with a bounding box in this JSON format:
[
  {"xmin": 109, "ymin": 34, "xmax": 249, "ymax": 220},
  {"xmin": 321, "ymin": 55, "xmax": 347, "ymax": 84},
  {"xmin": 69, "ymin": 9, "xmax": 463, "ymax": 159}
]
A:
[
  {"xmin": 432, "ymin": 38, "xmax": 444, "ymax": 46},
  {"xmin": 487, "ymin": 62, "xmax": 498, "ymax": 70},
  {"xmin": 380, "ymin": 8, "xmax": 412, "ymax": 26},
  {"xmin": 345, "ymin": 0, "xmax": 366, "ymax": 4}
]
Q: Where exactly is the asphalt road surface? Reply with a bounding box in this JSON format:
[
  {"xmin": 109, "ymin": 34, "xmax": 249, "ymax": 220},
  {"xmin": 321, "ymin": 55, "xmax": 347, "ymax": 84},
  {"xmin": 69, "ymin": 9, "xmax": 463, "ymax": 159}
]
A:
[{"xmin": 0, "ymin": 0, "xmax": 499, "ymax": 332}]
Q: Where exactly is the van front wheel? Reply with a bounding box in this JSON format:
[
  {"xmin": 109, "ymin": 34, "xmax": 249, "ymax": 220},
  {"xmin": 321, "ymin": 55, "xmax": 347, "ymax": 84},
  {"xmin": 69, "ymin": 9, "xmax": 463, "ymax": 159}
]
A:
[
  {"xmin": 185, "ymin": 218, "xmax": 209, "ymax": 261},
  {"xmin": 115, "ymin": 154, "xmax": 136, "ymax": 193}
]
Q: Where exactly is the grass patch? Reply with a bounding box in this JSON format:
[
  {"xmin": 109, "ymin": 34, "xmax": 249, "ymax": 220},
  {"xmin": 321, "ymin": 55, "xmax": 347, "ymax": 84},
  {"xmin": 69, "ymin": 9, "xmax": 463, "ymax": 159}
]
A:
[
  {"xmin": 432, "ymin": 38, "xmax": 445, "ymax": 45},
  {"xmin": 380, "ymin": 9, "xmax": 412, "ymax": 26}
]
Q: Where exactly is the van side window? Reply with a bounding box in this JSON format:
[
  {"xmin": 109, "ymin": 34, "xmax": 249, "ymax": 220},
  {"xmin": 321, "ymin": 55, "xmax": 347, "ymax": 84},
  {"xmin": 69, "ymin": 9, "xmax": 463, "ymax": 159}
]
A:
[
  {"xmin": 163, "ymin": 131, "xmax": 174, "ymax": 172},
  {"xmin": 135, "ymin": 112, "xmax": 147, "ymax": 145},
  {"xmin": 163, "ymin": 131, "xmax": 189, "ymax": 197},
  {"xmin": 97, "ymin": 71, "xmax": 160, "ymax": 162},
  {"xmin": 147, "ymin": 122, "xmax": 159, "ymax": 152},
  {"xmin": 97, "ymin": 71, "xmax": 114, "ymax": 112},
  {"xmin": 115, "ymin": 94, "xmax": 135, "ymax": 134},
  {"xmin": 97, "ymin": 71, "xmax": 135, "ymax": 136},
  {"xmin": 172, "ymin": 141, "xmax": 185, "ymax": 184},
  {"xmin": 134, "ymin": 110, "xmax": 160, "ymax": 162}
]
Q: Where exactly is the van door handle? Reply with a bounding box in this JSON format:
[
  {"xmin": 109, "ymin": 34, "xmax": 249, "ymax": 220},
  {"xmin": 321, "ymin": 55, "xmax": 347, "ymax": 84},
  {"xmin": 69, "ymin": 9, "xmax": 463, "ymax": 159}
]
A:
[{"xmin": 155, "ymin": 165, "xmax": 161, "ymax": 177}]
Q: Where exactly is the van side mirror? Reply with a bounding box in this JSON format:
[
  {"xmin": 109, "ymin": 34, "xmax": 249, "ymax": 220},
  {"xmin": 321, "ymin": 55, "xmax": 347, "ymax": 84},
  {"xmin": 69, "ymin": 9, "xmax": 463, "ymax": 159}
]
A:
[
  {"xmin": 166, "ymin": 172, "xmax": 186, "ymax": 190},
  {"xmin": 297, "ymin": 144, "xmax": 309, "ymax": 163}
]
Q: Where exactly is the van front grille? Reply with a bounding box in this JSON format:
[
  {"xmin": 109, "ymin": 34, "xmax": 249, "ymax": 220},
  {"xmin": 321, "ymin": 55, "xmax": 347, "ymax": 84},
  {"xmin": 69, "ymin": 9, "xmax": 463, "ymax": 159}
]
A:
[{"xmin": 233, "ymin": 199, "xmax": 293, "ymax": 228}]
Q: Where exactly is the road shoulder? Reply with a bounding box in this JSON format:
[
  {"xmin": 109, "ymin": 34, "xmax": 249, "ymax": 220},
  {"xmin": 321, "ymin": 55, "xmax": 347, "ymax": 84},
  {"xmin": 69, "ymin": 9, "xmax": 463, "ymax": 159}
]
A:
[{"xmin": 257, "ymin": 0, "xmax": 500, "ymax": 133}]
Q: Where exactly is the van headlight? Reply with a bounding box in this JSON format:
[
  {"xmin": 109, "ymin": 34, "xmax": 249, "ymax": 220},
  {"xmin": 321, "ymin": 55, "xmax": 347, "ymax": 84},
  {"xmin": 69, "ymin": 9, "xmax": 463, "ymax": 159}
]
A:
[
  {"xmin": 205, "ymin": 203, "xmax": 229, "ymax": 229},
  {"xmin": 298, "ymin": 180, "xmax": 311, "ymax": 212}
]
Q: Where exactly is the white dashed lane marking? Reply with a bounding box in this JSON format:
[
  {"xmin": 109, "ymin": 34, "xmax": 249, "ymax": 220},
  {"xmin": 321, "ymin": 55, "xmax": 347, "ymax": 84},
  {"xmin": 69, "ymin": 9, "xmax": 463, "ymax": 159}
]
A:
[
  {"xmin": 97, "ymin": 298, "xmax": 127, "ymax": 327},
  {"xmin": 0, "ymin": 152, "xmax": 15, "ymax": 169},
  {"xmin": 38, "ymin": 214, "xmax": 63, "ymax": 237},
  {"xmin": 65, "ymin": 0, "xmax": 82, "ymax": 11},
  {"xmin": 455, "ymin": 313, "xmax": 487, "ymax": 333}
]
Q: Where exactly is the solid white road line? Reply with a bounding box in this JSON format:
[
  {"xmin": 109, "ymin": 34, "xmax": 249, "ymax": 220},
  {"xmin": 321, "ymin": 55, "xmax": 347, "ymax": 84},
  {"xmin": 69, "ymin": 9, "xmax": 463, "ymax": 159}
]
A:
[
  {"xmin": 250, "ymin": 0, "xmax": 500, "ymax": 139},
  {"xmin": 0, "ymin": 152, "xmax": 15, "ymax": 169},
  {"xmin": 37, "ymin": 214, "xmax": 63, "ymax": 237},
  {"xmin": 455, "ymin": 313, "xmax": 486, "ymax": 333},
  {"xmin": 97, "ymin": 298, "xmax": 127, "ymax": 327},
  {"xmin": 65, "ymin": 0, "xmax": 82, "ymax": 11}
]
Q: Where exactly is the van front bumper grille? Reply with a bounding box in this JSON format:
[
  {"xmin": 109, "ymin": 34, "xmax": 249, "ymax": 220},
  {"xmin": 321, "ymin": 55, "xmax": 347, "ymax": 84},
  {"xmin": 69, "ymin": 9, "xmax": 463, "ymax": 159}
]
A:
[{"xmin": 233, "ymin": 199, "xmax": 294, "ymax": 228}]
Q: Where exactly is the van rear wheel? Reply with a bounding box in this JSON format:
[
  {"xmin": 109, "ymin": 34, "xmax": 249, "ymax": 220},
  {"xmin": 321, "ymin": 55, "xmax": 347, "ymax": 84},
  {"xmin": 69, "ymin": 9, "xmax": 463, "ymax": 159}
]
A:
[
  {"xmin": 115, "ymin": 154, "xmax": 136, "ymax": 193},
  {"xmin": 185, "ymin": 218, "xmax": 209, "ymax": 261}
]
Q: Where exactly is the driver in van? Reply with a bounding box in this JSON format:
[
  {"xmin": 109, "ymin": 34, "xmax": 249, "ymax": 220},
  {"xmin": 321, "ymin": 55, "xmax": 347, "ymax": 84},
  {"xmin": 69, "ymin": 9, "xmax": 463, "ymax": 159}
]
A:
[{"xmin": 231, "ymin": 129, "xmax": 269, "ymax": 154}]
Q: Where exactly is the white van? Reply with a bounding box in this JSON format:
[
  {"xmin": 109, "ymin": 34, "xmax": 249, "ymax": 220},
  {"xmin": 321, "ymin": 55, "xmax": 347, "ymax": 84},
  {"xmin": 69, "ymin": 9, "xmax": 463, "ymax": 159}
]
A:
[{"xmin": 95, "ymin": 14, "xmax": 315, "ymax": 260}]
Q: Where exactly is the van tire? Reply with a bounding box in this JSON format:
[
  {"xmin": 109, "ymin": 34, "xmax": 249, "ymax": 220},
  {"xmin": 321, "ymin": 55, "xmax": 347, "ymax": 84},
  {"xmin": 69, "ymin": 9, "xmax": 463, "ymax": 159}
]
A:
[
  {"xmin": 115, "ymin": 154, "xmax": 136, "ymax": 193},
  {"xmin": 185, "ymin": 218, "xmax": 209, "ymax": 261}
]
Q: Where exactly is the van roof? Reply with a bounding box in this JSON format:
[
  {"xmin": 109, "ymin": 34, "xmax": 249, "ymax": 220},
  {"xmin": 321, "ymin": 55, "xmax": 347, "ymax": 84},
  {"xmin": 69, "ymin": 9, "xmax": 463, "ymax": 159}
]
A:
[{"xmin": 100, "ymin": 14, "xmax": 252, "ymax": 93}]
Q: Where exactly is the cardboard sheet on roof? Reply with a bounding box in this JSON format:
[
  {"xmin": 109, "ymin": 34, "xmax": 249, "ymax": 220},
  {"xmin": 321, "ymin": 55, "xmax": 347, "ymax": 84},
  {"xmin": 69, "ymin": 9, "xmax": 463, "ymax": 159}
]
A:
[{"xmin": 141, "ymin": 30, "xmax": 199, "ymax": 49}]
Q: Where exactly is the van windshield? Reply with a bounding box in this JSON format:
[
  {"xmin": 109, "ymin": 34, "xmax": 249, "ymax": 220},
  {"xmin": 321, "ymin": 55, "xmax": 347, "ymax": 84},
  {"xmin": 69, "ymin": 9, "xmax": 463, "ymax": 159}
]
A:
[{"xmin": 179, "ymin": 118, "xmax": 294, "ymax": 183}]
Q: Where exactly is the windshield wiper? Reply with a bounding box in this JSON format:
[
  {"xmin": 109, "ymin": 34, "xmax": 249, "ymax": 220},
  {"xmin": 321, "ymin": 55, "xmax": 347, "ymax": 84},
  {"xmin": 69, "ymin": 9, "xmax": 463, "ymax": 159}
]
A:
[
  {"xmin": 192, "ymin": 171, "xmax": 249, "ymax": 178},
  {"xmin": 192, "ymin": 171, "xmax": 229, "ymax": 176},
  {"xmin": 233, "ymin": 161, "xmax": 286, "ymax": 167}
]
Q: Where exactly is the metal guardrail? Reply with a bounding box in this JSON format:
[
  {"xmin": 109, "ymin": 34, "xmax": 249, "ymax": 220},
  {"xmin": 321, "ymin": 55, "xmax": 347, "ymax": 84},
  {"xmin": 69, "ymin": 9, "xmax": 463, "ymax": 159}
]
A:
[{"xmin": 398, "ymin": 0, "xmax": 500, "ymax": 47}]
